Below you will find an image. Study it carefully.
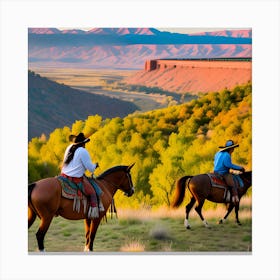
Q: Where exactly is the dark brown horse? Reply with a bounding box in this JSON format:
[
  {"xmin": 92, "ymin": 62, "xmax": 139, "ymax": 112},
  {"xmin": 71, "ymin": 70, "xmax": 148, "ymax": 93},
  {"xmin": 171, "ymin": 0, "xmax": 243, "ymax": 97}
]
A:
[
  {"xmin": 28, "ymin": 164, "xmax": 135, "ymax": 252},
  {"xmin": 172, "ymin": 171, "xmax": 252, "ymax": 229}
]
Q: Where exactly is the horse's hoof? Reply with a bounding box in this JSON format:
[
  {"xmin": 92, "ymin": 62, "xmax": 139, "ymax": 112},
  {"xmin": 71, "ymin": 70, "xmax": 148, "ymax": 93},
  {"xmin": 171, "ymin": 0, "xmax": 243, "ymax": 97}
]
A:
[
  {"xmin": 203, "ymin": 220, "xmax": 211, "ymax": 228},
  {"xmin": 184, "ymin": 219, "xmax": 191, "ymax": 229},
  {"xmin": 237, "ymin": 221, "xmax": 242, "ymax": 226},
  {"xmin": 84, "ymin": 245, "xmax": 94, "ymax": 252},
  {"xmin": 218, "ymin": 219, "xmax": 226, "ymax": 224}
]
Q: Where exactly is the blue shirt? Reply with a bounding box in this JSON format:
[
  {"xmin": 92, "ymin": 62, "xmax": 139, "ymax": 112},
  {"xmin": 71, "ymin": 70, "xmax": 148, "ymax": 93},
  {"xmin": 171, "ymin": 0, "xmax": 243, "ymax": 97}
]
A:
[{"xmin": 214, "ymin": 151, "xmax": 243, "ymax": 174}]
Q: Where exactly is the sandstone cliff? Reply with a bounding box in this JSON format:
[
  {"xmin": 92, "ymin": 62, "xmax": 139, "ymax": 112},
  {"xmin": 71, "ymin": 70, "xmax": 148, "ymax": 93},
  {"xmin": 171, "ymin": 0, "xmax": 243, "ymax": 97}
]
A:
[{"xmin": 124, "ymin": 58, "xmax": 251, "ymax": 94}]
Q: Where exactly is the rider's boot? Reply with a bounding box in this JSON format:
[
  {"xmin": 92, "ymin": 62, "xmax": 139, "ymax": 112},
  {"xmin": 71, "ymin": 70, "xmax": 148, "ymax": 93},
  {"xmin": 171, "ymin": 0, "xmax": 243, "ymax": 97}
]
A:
[{"xmin": 83, "ymin": 178, "xmax": 99, "ymax": 219}]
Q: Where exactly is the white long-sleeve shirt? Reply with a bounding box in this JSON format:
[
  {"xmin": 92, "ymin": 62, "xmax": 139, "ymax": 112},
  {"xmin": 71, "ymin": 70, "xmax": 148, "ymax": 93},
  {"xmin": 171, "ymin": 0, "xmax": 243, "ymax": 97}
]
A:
[{"xmin": 61, "ymin": 145, "xmax": 97, "ymax": 177}]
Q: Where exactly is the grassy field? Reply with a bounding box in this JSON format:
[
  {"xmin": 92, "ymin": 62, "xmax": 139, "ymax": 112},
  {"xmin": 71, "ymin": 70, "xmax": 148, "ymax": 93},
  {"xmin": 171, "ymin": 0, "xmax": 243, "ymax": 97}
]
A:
[{"xmin": 28, "ymin": 199, "xmax": 252, "ymax": 253}]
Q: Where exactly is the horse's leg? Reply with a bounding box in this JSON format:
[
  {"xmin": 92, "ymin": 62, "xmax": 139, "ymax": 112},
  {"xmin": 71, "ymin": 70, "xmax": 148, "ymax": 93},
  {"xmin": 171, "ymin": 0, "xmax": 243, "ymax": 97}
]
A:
[
  {"xmin": 28, "ymin": 207, "xmax": 37, "ymax": 229},
  {"xmin": 184, "ymin": 197, "xmax": 196, "ymax": 229},
  {"xmin": 219, "ymin": 203, "xmax": 234, "ymax": 224},
  {"xmin": 235, "ymin": 203, "xmax": 241, "ymax": 225},
  {"xmin": 87, "ymin": 219, "xmax": 101, "ymax": 251},
  {"xmin": 195, "ymin": 199, "xmax": 210, "ymax": 228},
  {"xmin": 84, "ymin": 219, "xmax": 91, "ymax": 251},
  {"xmin": 36, "ymin": 216, "xmax": 53, "ymax": 252}
]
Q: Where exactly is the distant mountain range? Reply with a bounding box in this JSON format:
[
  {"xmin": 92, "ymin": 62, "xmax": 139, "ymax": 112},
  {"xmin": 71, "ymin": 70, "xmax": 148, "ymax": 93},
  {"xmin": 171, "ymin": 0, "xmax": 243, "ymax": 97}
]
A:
[
  {"xmin": 29, "ymin": 28, "xmax": 161, "ymax": 35},
  {"xmin": 28, "ymin": 28, "xmax": 252, "ymax": 69},
  {"xmin": 28, "ymin": 27, "xmax": 252, "ymax": 38},
  {"xmin": 28, "ymin": 71, "xmax": 138, "ymax": 139}
]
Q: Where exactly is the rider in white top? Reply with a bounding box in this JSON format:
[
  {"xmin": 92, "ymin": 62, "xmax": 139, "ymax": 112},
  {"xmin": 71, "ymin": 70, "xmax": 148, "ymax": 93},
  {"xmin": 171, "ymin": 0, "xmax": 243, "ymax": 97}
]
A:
[
  {"xmin": 62, "ymin": 145, "xmax": 98, "ymax": 178},
  {"xmin": 61, "ymin": 133, "xmax": 103, "ymax": 219}
]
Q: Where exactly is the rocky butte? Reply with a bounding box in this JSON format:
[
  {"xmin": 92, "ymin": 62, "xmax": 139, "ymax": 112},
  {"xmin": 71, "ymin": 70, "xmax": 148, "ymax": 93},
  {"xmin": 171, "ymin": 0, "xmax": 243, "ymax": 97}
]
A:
[{"xmin": 125, "ymin": 58, "xmax": 252, "ymax": 94}]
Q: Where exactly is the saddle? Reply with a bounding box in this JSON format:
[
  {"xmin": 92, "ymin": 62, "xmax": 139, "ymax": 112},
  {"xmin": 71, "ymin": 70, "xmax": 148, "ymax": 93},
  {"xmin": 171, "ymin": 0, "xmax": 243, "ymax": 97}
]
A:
[
  {"xmin": 57, "ymin": 175, "xmax": 101, "ymax": 216},
  {"xmin": 206, "ymin": 173, "xmax": 244, "ymax": 202}
]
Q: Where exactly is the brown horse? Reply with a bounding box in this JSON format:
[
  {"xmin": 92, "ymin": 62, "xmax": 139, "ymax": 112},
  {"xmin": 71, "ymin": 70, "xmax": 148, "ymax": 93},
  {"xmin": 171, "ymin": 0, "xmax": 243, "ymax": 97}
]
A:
[
  {"xmin": 172, "ymin": 171, "xmax": 252, "ymax": 229},
  {"xmin": 28, "ymin": 164, "xmax": 135, "ymax": 252}
]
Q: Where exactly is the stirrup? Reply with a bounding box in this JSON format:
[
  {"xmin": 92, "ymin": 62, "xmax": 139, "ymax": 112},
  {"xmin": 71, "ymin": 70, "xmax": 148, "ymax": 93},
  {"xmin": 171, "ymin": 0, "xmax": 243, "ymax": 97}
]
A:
[
  {"xmin": 99, "ymin": 201, "xmax": 105, "ymax": 212},
  {"xmin": 232, "ymin": 195, "xmax": 239, "ymax": 203},
  {"xmin": 88, "ymin": 206, "xmax": 99, "ymax": 219}
]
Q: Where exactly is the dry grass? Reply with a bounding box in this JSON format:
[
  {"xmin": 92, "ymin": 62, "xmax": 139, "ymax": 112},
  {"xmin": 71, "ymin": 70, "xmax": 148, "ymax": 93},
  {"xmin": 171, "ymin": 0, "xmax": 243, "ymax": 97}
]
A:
[
  {"xmin": 118, "ymin": 206, "xmax": 184, "ymax": 220},
  {"xmin": 117, "ymin": 195, "xmax": 252, "ymax": 221},
  {"xmin": 120, "ymin": 240, "xmax": 146, "ymax": 252}
]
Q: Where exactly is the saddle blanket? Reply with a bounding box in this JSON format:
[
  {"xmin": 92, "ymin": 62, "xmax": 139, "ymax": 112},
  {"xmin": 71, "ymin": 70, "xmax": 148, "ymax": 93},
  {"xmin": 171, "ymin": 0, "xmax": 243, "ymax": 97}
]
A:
[
  {"xmin": 206, "ymin": 173, "xmax": 229, "ymax": 201},
  {"xmin": 207, "ymin": 173, "xmax": 244, "ymax": 189},
  {"xmin": 57, "ymin": 175, "xmax": 102, "ymax": 198},
  {"xmin": 58, "ymin": 176, "xmax": 84, "ymax": 199},
  {"xmin": 207, "ymin": 173, "xmax": 226, "ymax": 188},
  {"xmin": 206, "ymin": 173, "xmax": 244, "ymax": 202},
  {"xmin": 57, "ymin": 175, "xmax": 102, "ymax": 214}
]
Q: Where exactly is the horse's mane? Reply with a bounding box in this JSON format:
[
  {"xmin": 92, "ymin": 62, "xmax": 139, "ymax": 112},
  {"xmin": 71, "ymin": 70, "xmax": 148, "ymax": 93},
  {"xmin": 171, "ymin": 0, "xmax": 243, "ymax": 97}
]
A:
[
  {"xmin": 97, "ymin": 165, "xmax": 128, "ymax": 179},
  {"xmin": 241, "ymin": 170, "xmax": 252, "ymax": 180},
  {"xmin": 241, "ymin": 171, "xmax": 252, "ymax": 178}
]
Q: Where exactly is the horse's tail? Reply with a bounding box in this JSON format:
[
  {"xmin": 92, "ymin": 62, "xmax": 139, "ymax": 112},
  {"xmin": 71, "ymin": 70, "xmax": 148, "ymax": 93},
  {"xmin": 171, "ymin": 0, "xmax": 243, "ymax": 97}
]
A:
[
  {"xmin": 28, "ymin": 183, "xmax": 38, "ymax": 228},
  {"xmin": 28, "ymin": 183, "xmax": 36, "ymax": 202},
  {"xmin": 171, "ymin": 176, "xmax": 192, "ymax": 208}
]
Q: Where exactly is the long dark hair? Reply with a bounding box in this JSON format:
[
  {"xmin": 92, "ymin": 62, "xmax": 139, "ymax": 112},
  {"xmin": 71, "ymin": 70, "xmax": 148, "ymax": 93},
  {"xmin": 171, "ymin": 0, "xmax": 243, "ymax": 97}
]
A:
[{"xmin": 64, "ymin": 143, "xmax": 84, "ymax": 165}]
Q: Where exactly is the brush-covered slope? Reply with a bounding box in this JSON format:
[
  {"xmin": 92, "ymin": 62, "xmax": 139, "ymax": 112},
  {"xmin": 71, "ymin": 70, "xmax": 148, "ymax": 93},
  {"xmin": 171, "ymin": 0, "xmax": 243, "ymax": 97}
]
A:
[
  {"xmin": 29, "ymin": 82, "xmax": 252, "ymax": 207},
  {"xmin": 28, "ymin": 70, "xmax": 138, "ymax": 139}
]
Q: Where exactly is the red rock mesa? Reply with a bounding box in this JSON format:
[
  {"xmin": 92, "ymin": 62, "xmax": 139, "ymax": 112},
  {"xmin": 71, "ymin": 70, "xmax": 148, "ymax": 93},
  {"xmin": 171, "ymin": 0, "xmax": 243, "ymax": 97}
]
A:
[{"xmin": 125, "ymin": 58, "xmax": 252, "ymax": 94}]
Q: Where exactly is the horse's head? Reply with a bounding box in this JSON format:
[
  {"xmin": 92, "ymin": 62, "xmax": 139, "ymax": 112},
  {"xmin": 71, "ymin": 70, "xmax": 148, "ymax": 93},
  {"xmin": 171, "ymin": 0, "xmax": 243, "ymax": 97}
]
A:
[
  {"xmin": 120, "ymin": 163, "xmax": 135, "ymax": 197},
  {"xmin": 98, "ymin": 164, "xmax": 135, "ymax": 197},
  {"xmin": 241, "ymin": 171, "xmax": 252, "ymax": 188}
]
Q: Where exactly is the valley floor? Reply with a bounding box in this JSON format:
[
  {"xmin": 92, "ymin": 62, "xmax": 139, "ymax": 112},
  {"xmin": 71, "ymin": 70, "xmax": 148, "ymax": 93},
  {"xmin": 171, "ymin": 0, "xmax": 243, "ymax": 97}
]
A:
[{"xmin": 29, "ymin": 67, "xmax": 173, "ymax": 112}]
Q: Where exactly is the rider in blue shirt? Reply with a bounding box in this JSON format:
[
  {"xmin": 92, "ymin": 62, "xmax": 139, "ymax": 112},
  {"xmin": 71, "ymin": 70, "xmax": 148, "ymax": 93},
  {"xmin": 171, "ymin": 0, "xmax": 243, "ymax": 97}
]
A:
[{"xmin": 214, "ymin": 140, "xmax": 245, "ymax": 204}]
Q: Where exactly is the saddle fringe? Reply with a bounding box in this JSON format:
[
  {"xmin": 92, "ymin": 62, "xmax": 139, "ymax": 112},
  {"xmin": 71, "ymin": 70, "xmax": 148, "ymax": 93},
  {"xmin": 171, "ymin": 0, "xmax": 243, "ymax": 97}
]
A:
[
  {"xmin": 73, "ymin": 195, "xmax": 88, "ymax": 214},
  {"xmin": 88, "ymin": 206, "xmax": 99, "ymax": 219}
]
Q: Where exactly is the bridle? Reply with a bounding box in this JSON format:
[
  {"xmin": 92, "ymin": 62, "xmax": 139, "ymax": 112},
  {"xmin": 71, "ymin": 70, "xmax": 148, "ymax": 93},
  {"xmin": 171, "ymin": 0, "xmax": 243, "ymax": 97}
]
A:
[
  {"xmin": 239, "ymin": 171, "xmax": 252, "ymax": 187},
  {"xmin": 123, "ymin": 171, "xmax": 135, "ymax": 197},
  {"xmin": 100, "ymin": 170, "xmax": 135, "ymax": 197},
  {"xmin": 241, "ymin": 173, "xmax": 251, "ymax": 186}
]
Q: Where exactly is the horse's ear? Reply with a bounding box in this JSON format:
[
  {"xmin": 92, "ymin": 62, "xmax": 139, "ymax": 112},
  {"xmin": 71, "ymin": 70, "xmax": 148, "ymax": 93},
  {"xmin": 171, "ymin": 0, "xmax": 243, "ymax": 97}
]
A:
[{"xmin": 127, "ymin": 163, "xmax": 135, "ymax": 171}]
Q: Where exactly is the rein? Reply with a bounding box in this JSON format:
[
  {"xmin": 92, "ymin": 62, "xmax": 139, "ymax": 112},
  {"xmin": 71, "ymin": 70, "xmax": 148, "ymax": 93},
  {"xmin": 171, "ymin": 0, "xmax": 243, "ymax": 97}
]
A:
[
  {"xmin": 99, "ymin": 171, "xmax": 134, "ymax": 196},
  {"xmin": 241, "ymin": 173, "xmax": 252, "ymax": 186},
  {"xmin": 242, "ymin": 177, "xmax": 251, "ymax": 186}
]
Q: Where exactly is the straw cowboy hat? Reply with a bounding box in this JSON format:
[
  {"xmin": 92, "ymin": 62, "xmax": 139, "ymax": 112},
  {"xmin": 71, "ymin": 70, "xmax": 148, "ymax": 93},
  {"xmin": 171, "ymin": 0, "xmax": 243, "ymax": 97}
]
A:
[
  {"xmin": 219, "ymin": 140, "xmax": 239, "ymax": 151},
  {"xmin": 69, "ymin": 133, "xmax": 90, "ymax": 145}
]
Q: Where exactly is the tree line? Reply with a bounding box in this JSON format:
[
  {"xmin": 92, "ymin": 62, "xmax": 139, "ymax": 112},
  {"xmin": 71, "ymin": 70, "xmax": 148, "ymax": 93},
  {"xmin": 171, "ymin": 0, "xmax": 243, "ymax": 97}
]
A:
[{"xmin": 28, "ymin": 82, "xmax": 252, "ymax": 209}]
